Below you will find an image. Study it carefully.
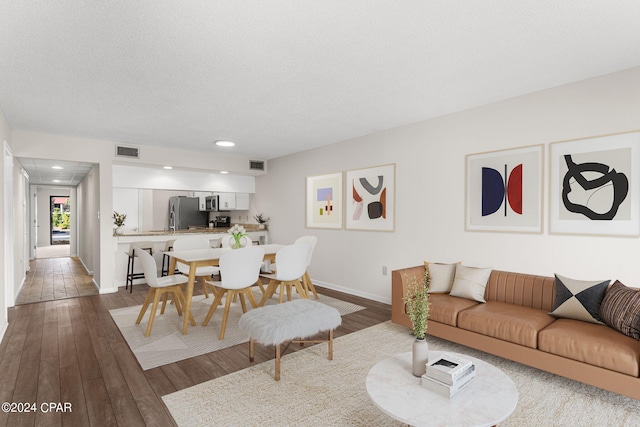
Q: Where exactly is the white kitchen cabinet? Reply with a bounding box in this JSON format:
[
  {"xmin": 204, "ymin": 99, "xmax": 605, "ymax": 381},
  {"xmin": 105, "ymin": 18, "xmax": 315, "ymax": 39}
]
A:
[
  {"xmin": 218, "ymin": 192, "xmax": 236, "ymax": 210},
  {"xmin": 235, "ymin": 192, "xmax": 250, "ymax": 210},
  {"xmin": 217, "ymin": 192, "xmax": 250, "ymax": 210}
]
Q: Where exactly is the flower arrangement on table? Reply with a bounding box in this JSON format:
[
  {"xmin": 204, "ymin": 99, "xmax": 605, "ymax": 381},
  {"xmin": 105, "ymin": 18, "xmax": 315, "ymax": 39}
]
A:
[
  {"xmin": 403, "ymin": 269, "xmax": 430, "ymax": 339},
  {"xmin": 228, "ymin": 224, "xmax": 248, "ymax": 249}
]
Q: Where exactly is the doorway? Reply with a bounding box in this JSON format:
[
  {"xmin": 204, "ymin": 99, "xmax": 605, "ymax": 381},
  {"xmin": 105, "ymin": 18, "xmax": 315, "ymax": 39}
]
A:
[
  {"xmin": 33, "ymin": 187, "xmax": 71, "ymax": 259},
  {"xmin": 50, "ymin": 196, "xmax": 70, "ymax": 245}
]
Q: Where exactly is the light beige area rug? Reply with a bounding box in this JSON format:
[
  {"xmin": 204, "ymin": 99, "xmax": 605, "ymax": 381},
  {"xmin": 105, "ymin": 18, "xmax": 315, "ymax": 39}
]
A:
[
  {"xmin": 109, "ymin": 291, "xmax": 365, "ymax": 370},
  {"xmin": 163, "ymin": 321, "xmax": 640, "ymax": 427}
]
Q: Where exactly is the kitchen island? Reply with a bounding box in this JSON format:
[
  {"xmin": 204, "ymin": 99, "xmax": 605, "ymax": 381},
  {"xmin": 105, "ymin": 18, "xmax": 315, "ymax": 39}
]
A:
[{"xmin": 113, "ymin": 228, "xmax": 270, "ymax": 289}]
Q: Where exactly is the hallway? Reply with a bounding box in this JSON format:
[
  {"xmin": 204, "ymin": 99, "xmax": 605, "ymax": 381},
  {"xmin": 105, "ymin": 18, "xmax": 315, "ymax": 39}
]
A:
[{"xmin": 16, "ymin": 256, "xmax": 98, "ymax": 305}]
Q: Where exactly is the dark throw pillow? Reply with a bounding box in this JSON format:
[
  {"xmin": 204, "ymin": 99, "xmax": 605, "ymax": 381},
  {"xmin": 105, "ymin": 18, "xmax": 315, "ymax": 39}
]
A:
[{"xmin": 599, "ymin": 281, "xmax": 640, "ymax": 340}]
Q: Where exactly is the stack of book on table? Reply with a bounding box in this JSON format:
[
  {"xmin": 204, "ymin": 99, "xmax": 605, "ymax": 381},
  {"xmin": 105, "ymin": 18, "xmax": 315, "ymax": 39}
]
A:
[{"xmin": 421, "ymin": 353, "xmax": 476, "ymax": 398}]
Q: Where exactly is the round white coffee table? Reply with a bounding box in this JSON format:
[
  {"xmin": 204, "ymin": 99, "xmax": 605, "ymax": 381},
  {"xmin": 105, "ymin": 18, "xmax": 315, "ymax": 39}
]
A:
[{"xmin": 366, "ymin": 351, "xmax": 518, "ymax": 427}]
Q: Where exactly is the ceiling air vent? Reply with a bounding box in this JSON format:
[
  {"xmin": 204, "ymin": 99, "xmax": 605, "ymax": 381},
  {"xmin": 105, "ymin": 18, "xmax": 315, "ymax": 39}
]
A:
[
  {"xmin": 115, "ymin": 145, "xmax": 140, "ymax": 159},
  {"xmin": 249, "ymin": 160, "xmax": 265, "ymax": 171}
]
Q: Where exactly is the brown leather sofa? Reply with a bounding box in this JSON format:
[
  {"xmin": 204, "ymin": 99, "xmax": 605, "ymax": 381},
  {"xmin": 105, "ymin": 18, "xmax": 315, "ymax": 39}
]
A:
[{"xmin": 391, "ymin": 265, "xmax": 640, "ymax": 401}]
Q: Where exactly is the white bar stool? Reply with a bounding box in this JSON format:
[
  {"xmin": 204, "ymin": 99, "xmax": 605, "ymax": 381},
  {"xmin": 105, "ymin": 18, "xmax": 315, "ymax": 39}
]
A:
[{"xmin": 126, "ymin": 241, "xmax": 155, "ymax": 293}]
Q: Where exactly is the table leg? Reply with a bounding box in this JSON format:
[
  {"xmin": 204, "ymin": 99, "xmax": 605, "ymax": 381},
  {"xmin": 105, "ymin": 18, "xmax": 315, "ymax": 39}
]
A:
[
  {"xmin": 182, "ymin": 262, "xmax": 197, "ymax": 335},
  {"xmin": 328, "ymin": 329, "xmax": 333, "ymax": 360}
]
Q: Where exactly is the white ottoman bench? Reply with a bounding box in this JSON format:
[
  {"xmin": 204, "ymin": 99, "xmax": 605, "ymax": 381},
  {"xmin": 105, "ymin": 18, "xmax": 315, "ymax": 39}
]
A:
[{"xmin": 238, "ymin": 299, "xmax": 342, "ymax": 380}]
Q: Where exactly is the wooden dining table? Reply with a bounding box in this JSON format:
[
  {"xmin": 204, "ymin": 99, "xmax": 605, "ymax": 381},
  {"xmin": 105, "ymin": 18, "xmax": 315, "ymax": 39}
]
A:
[{"xmin": 164, "ymin": 244, "xmax": 284, "ymax": 334}]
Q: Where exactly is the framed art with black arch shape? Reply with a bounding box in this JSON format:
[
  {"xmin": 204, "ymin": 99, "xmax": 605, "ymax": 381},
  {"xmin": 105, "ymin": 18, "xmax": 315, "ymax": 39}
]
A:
[
  {"xmin": 466, "ymin": 145, "xmax": 543, "ymax": 233},
  {"xmin": 306, "ymin": 172, "xmax": 343, "ymax": 229},
  {"xmin": 345, "ymin": 164, "xmax": 395, "ymax": 231},
  {"xmin": 549, "ymin": 131, "xmax": 640, "ymax": 237}
]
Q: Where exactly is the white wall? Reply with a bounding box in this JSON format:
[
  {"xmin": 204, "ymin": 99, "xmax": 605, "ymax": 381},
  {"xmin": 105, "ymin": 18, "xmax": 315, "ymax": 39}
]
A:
[
  {"xmin": 0, "ymin": 106, "xmax": 10, "ymax": 340},
  {"xmin": 255, "ymin": 67, "xmax": 640, "ymax": 304},
  {"xmin": 12, "ymin": 160, "xmax": 27, "ymax": 301},
  {"xmin": 77, "ymin": 164, "xmax": 100, "ymax": 280}
]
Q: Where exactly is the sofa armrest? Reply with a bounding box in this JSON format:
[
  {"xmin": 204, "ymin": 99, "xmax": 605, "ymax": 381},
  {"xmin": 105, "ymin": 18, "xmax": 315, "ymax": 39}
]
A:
[{"xmin": 391, "ymin": 265, "xmax": 426, "ymax": 327}]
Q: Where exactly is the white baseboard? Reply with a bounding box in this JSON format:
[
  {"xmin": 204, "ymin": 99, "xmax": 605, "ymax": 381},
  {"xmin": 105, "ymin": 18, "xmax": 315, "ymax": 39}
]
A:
[
  {"xmin": 91, "ymin": 278, "xmax": 101, "ymax": 292},
  {"xmin": 99, "ymin": 284, "xmax": 119, "ymax": 294},
  {"xmin": 78, "ymin": 256, "xmax": 93, "ymax": 276},
  {"xmin": 312, "ymin": 279, "xmax": 390, "ymax": 305}
]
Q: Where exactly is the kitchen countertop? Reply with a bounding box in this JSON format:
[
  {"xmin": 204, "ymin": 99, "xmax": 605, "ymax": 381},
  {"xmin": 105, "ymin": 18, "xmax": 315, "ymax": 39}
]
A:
[{"xmin": 113, "ymin": 226, "xmax": 266, "ymax": 237}]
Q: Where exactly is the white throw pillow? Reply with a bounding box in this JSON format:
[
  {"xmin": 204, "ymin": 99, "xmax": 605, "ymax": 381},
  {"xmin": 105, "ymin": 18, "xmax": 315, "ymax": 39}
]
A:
[
  {"xmin": 424, "ymin": 261, "xmax": 459, "ymax": 293},
  {"xmin": 449, "ymin": 265, "xmax": 492, "ymax": 302}
]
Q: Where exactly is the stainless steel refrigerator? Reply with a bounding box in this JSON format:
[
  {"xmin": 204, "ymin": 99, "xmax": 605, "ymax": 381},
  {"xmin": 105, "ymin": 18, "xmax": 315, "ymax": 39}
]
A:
[{"xmin": 168, "ymin": 196, "xmax": 208, "ymax": 230}]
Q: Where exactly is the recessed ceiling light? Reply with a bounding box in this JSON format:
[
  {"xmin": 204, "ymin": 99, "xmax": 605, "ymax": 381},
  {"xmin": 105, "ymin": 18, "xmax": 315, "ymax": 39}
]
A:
[
  {"xmin": 52, "ymin": 179, "xmax": 61, "ymax": 183},
  {"xmin": 215, "ymin": 140, "xmax": 235, "ymax": 147},
  {"xmin": 51, "ymin": 165, "xmax": 63, "ymax": 170},
  {"xmin": 220, "ymin": 171, "xmax": 229, "ymax": 174},
  {"xmin": 163, "ymin": 166, "xmax": 173, "ymax": 169}
]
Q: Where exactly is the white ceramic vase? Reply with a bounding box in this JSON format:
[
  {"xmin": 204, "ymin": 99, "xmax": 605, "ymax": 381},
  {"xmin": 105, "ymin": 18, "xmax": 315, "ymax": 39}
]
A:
[
  {"xmin": 114, "ymin": 226, "xmax": 124, "ymax": 235},
  {"xmin": 412, "ymin": 338, "xmax": 429, "ymax": 377}
]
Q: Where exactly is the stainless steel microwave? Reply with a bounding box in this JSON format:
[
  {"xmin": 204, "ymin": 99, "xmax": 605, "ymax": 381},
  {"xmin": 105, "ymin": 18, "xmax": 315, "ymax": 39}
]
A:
[{"xmin": 205, "ymin": 195, "xmax": 219, "ymax": 211}]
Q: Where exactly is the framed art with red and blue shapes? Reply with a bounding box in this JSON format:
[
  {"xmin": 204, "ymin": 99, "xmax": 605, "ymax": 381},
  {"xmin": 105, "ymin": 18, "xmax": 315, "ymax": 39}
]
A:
[{"xmin": 466, "ymin": 145, "xmax": 543, "ymax": 233}]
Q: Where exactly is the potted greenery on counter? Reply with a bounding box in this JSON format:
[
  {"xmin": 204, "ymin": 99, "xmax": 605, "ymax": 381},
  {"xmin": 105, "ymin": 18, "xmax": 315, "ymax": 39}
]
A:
[
  {"xmin": 113, "ymin": 211, "xmax": 126, "ymax": 235},
  {"xmin": 254, "ymin": 213, "xmax": 270, "ymax": 230}
]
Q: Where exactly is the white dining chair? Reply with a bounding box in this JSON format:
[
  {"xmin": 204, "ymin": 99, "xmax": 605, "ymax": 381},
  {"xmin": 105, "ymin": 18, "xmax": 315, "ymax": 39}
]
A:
[
  {"xmin": 220, "ymin": 234, "xmax": 266, "ymax": 293},
  {"xmin": 173, "ymin": 236, "xmax": 220, "ymax": 298},
  {"xmin": 266, "ymin": 236, "xmax": 318, "ymax": 299},
  {"xmin": 135, "ymin": 249, "xmax": 196, "ymax": 337},
  {"xmin": 202, "ymin": 246, "xmax": 265, "ymax": 340},
  {"xmin": 294, "ymin": 235, "xmax": 319, "ymax": 299},
  {"xmin": 259, "ymin": 243, "xmax": 311, "ymax": 306}
]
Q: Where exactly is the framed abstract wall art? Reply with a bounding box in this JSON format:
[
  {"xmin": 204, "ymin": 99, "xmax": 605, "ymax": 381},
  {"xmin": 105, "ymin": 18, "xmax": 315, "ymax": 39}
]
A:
[
  {"xmin": 549, "ymin": 131, "xmax": 640, "ymax": 237},
  {"xmin": 306, "ymin": 172, "xmax": 343, "ymax": 229},
  {"xmin": 466, "ymin": 145, "xmax": 544, "ymax": 233},
  {"xmin": 345, "ymin": 163, "xmax": 395, "ymax": 231}
]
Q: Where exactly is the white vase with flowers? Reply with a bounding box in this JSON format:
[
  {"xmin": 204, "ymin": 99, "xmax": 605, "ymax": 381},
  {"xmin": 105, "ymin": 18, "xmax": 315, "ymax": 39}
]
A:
[{"xmin": 228, "ymin": 224, "xmax": 248, "ymax": 249}]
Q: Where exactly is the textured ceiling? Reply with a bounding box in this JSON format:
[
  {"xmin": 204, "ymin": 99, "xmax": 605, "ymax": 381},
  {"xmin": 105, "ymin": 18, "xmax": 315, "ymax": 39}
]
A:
[
  {"xmin": 1, "ymin": 1, "xmax": 640, "ymax": 162},
  {"xmin": 18, "ymin": 158, "xmax": 95, "ymax": 186}
]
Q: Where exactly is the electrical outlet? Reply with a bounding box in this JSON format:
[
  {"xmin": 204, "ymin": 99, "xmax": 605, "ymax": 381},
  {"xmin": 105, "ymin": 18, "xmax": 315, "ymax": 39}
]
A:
[{"xmin": 382, "ymin": 266, "xmax": 388, "ymax": 276}]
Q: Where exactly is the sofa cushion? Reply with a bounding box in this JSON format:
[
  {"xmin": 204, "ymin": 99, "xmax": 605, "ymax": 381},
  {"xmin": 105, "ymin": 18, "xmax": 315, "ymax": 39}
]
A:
[
  {"xmin": 538, "ymin": 318, "xmax": 640, "ymax": 377},
  {"xmin": 424, "ymin": 261, "xmax": 458, "ymax": 293},
  {"xmin": 449, "ymin": 265, "xmax": 492, "ymax": 302},
  {"xmin": 428, "ymin": 293, "xmax": 479, "ymax": 326},
  {"xmin": 599, "ymin": 280, "xmax": 640, "ymax": 340},
  {"xmin": 485, "ymin": 270, "xmax": 556, "ymax": 311},
  {"xmin": 457, "ymin": 301, "xmax": 556, "ymax": 348},
  {"xmin": 549, "ymin": 274, "xmax": 609, "ymax": 324}
]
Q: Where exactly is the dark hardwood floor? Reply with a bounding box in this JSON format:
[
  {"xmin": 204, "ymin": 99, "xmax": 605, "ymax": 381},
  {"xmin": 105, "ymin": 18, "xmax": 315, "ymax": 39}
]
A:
[{"xmin": 0, "ymin": 262, "xmax": 391, "ymax": 427}]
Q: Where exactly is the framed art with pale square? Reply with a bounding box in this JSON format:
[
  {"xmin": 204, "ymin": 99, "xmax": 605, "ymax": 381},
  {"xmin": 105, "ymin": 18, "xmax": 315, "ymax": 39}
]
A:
[
  {"xmin": 466, "ymin": 145, "xmax": 544, "ymax": 233},
  {"xmin": 549, "ymin": 131, "xmax": 640, "ymax": 237},
  {"xmin": 345, "ymin": 163, "xmax": 395, "ymax": 231},
  {"xmin": 306, "ymin": 172, "xmax": 343, "ymax": 229}
]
